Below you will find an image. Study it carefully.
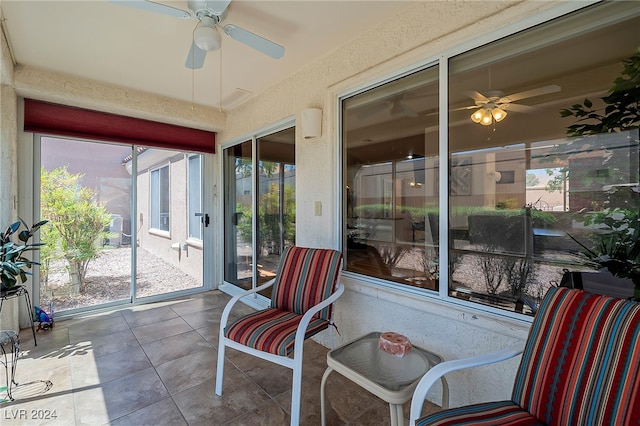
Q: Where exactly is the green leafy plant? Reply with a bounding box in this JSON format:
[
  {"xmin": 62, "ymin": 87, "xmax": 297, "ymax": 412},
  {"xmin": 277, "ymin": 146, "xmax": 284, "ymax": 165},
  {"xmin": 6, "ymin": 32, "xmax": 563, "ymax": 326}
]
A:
[
  {"xmin": 1, "ymin": 219, "xmax": 48, "ymax": 290},
  {"xmin": 559, "ymin": 48, "xmax": 640, "ymax": 299},
  {"xmin": 560, "ymin": 47, "xmax": 640, "ymax": 136},
  {"xmin": 569, "ymin": 208, "xmax": 640, "ymax": 299},
  {"xmin": 236, "ymin": 183, "xmax": 296, "ymax": 254},
  {"xmin": 40, "ymin": 166, "xmax": 111, "ymax": 293}
]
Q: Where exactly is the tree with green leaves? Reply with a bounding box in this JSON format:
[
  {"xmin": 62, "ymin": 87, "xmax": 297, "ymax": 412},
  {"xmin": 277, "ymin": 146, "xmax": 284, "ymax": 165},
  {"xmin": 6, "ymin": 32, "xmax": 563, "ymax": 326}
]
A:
[
  {"xmin": 559, "ymin": 48, "xmax": 640, "ymax": 299},
  {"xmin": 560, "ymin": 47, "xmax": 640, "ymax": 136},
  {"xmin": 40, "ymin": 166, "xmax": 111, "ymax": 293}
]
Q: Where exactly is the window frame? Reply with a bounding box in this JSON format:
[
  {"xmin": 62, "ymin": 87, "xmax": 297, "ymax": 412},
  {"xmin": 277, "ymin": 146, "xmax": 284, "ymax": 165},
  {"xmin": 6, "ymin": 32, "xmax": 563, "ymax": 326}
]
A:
[
  {"xmin": 338, "ymin": 0, "xmax": 634, "ymax": 320},
  {"xmin": 187, "ymin": 154, "xmax": 204, "ymax": 242},
  {"xmin": 149, "ymin": 163, "xmax": 170, "ymax": 234}
]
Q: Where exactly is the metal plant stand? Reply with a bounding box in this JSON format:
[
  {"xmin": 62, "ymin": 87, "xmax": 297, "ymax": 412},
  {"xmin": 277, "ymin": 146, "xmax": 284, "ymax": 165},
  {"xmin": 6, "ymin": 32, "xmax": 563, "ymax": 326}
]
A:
[
  {"xmin": 0, "ymin": 330, "xmax": 19, "ymax": 401},
  {"xmin": 0, "ymin": 285, "xmax": 37, "ymax": 346}
]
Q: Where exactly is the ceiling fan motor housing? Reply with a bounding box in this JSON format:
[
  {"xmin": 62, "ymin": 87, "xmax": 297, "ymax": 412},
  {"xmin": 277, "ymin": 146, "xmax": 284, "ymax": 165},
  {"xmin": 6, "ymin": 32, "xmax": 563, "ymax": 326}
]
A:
[{"xmin": 194, "ymin": 15, "xmax": 222, "ymax": 51}]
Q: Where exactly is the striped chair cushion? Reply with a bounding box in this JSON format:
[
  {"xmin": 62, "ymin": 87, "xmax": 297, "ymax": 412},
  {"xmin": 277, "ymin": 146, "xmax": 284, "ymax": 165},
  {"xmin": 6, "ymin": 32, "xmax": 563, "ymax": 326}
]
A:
[
  {"xmin": 512, "ymin": 287, "xmax": 640, "ymax": 425},
  {"xmin": 270, "ymin": 246, "xmax": 342, "ymax": 321},
  {"xmin": 224, "ymin": 308, "xmax": 330, "ymax": 356},
  {"xmin": 416, "ymin": 401, "xmax": 542, "ymax": 426}
]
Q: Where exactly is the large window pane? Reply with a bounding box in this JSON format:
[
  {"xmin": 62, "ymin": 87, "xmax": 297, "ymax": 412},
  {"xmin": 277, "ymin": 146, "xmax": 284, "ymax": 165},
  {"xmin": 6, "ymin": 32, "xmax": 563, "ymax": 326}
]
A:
[
  {"xmin": 341, "ymin": 2, "xmax": 639, "ymax": 315},
  {"xmin": 150, "ymin": 165, "xmax": 169, "ymax": 231},
  {"xmin": 256, "ymin": 127, "xmax": 296, "ymax": 286},
  {"xmin": 224, "ymin": 141, "xmax": 253, "ymax": 290},
  {"xmin": 343, "ymin": 66, "xmax": 440, "ymax": 289},
  {"xmin": 447, "ymin": 4, "xmax": 640, "ymax": 313},
  {"xmin": 40, "ymin": 138, "xmax": 132, "ymax": 311},
  {"xmin": 223, "ymin": 127, "xmax": 296, "ymax": 296},
  {"xmin": 135, "ymin": 148, "xmax": 204, "ymax": 298},
  {"xmin": 40, "ymin": 141, "xmax": 206, "ymax": 313}
]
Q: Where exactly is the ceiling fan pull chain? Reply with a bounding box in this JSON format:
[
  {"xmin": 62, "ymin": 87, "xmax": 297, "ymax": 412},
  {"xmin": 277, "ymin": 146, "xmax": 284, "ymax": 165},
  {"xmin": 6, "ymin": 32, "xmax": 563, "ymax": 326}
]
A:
[
  {"xmin": 191, "ymin": 22, "xmax": 199, "ymax": 110},
  {"xmin": 219, "ymin": 41, "xmax": 223, "ymax": 112}
]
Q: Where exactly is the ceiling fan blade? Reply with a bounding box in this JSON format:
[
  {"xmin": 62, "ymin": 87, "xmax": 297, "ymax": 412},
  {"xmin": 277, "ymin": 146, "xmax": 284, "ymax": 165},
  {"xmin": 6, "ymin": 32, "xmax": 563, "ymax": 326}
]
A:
[
  {"xmin": 206, "ymin": 0, "xmax": 232, "ymax": 15},
  {"xmin": 223, "ymin": 24, "xmax": 285, "ymax": 59},
  {"xmin": 355, "ymin": 103, "xmax": 389, "ymax": 119},
  {"xmin": 110, "ymin": 0, "xmax": 191, "ymax": 18},
  {"xmin": 499, "ymin": 84, "xmax": 561, "ymax": 103},
  {"xmin": 501, "ymin": 103, "xmax": 538, "ymax": 113},
  {"xmin": 185, "ymin": 42, "xmax": 206, "ymax": 69},
  {"xmin": 400, "ymin": 103, "xmax": 418, "ymax": 118},
  {"xmin": 450, "ymin": 105, "xmax": 479, "ymax": 112},
  {"xmin": 463, "ymin": 91, "xmax": 489, "ymax": 103}
]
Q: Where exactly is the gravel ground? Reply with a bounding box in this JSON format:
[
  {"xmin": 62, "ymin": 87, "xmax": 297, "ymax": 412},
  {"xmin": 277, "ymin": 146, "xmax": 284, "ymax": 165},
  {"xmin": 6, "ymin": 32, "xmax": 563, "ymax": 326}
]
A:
[
  {"xmin": 42, "ymin": 246, "xmax": 200, "ymax": 311},
  {"xmin": 41, "ymin": 244, "xmax": 573, "ymax": 313}
]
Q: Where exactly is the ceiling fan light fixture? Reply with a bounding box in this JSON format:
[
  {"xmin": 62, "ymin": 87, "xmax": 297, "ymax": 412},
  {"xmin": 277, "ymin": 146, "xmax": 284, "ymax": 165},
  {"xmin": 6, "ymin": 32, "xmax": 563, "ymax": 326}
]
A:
[
  {"xmin": 480, "ymin": 109, "xmax": 493, "ymax": 126},
  {"xmin": 194, "ymin": 24, "xmax": 221, "ymax": 51},
  {"xmin": 471, "ymin": 108, "xmax": 484, "ymax": 123},
  {"xmin": 491, "ymin": 107, "xmax": 507, "ymax": 122}
]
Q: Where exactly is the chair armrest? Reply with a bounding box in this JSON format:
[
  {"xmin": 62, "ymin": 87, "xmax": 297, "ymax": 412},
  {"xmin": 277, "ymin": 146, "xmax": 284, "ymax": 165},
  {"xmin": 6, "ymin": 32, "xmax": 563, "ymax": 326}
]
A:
[
  {"xmin": 292, "ymin": 282, "xmax": 345, "ymax": 356},
  {"xmin": 409, "ymin": 343, "xmax": 525, "ymax": 425},
  {"xmin": 219, "ymin": 278, "xmax": 276, "ymax": 331}
]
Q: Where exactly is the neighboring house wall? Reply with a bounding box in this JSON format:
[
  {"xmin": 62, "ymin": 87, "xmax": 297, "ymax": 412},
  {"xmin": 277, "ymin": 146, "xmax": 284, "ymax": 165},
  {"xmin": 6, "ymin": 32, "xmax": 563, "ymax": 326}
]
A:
[{"xmin": 136, "ymin": 153, "xmax": 203, "ymax": 283}]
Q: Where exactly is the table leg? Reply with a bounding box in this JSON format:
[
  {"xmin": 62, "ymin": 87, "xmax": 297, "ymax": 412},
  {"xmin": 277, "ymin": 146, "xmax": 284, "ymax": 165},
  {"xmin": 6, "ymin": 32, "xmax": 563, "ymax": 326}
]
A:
[
  {"xmin": 389, "ymin": 403, "xmax": 404, "ymax": 426},
  {"xmin": 440, "ymin": 376, "xmax": 449, "ymax": 409},
  {"xmin": 320, "ymin": 367, "xmax": 333, "ymax": 426}
]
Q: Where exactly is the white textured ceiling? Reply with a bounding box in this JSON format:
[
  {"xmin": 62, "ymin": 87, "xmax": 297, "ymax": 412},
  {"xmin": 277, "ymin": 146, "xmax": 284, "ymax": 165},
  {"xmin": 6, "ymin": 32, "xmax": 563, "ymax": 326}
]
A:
[{"xmin": 1, "ymin": 0, "xmax": 413, "ymax": 110}]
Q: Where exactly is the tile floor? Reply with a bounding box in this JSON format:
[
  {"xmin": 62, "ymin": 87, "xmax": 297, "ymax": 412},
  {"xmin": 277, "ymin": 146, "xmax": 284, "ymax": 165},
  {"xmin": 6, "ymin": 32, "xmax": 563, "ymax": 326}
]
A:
[{"xmin": 1, "ymin": 290, "xmax": 439, "ymax": 425}]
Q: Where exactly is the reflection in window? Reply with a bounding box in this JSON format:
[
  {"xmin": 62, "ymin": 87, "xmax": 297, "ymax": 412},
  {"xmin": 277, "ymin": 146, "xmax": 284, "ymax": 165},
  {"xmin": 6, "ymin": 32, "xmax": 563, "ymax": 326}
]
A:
[
  {"xmin": 342, "ymin": 2, "xmax": 640, "ymax": 315},
  {"xmin": 343, "ymin": 66, "xmax": 440, "ymax": 290},
  {"xmin": 224, "ymin": 141, "xmax": 253, "ymax": 290},
  {"xmin": 447, "ymin": 3, "xmax": 639, "ymax": 314},
  {"xmin": 256, "ymin": 127, "xmax": 296, "ymax": 287},
  {"xmin": 150, "ymin": 165, "xmax": 169, "ymax": 231},
  {"xmin": 223, "ymin": 127, "xmax": 296, "ymax": 296}
]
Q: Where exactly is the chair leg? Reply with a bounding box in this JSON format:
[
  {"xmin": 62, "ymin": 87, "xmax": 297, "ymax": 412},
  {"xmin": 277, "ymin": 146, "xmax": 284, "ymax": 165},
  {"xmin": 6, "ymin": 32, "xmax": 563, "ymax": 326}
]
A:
[
  {"xmin": 290, "ymin": 354, "xmax": 303, "ymax": 426},
  {"xmin": 215, "ymin": 338, "xmax": 226, "ymax": 396}
]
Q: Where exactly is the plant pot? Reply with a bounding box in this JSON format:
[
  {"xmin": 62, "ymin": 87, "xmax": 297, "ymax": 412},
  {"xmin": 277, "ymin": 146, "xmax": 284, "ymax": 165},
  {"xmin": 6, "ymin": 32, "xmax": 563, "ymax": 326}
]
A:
[{"xmin": 560, "ymin": 270, "xmax": 635, "ymax": 300}]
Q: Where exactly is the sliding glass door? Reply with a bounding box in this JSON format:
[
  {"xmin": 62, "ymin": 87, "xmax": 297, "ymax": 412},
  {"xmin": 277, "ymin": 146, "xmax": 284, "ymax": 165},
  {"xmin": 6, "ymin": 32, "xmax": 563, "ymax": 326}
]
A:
[
  {"xmin": 40, "ymin": 137, "xmax": 133, "ymax": 311},
  {"xmin": 223, "ymin": 126, "xmax": 295, "ymax": 297},
  {"xmin": 39, "ymin": 137, "xmax": 206, "ymax": 314},
  {"xmin": 132, "ymin": 148, "xmax": 205, "ymax": 299}
]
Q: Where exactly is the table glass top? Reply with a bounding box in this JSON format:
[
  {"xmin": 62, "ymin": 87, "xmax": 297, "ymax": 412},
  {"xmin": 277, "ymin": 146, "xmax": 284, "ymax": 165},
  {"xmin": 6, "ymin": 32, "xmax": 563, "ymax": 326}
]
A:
[{"xmin": 329, "ymin": 332, "xmax": 440, "ymax": 391}]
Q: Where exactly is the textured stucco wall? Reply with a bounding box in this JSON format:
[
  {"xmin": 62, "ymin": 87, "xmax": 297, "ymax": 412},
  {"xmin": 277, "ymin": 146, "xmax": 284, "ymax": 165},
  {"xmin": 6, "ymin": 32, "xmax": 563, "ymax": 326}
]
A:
[
  {"xmin": 1, "ymin": 14, "xmax": 20, "ymax": 331},
  {"xmin": 0, "ymin": 85, "xmax": 20, "ymax": 332},
  {"xmin": 216, "ymin": 0, "xmax": 567, "ymax": 407},
  {"xmin": 13, "ymin": 65, "xmax": 226, "ymax": 133}
]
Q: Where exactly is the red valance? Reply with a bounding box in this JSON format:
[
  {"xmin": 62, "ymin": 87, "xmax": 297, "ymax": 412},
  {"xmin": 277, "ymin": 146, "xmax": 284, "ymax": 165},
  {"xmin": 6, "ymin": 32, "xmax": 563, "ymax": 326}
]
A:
[{"xmin": 24, "ymin": 99, "xmax": 215, "ymax": 153}]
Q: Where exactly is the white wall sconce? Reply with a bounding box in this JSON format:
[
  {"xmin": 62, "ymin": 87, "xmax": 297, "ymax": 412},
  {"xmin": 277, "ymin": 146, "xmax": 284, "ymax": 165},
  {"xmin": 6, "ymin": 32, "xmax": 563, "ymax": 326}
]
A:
[
  {"xmin": 488, "ymin": 170, "xmax": 502, "ymax": 182},
  {"xmin": 302, "ymin": 108, "xmax": 322, "ymax": 139}
]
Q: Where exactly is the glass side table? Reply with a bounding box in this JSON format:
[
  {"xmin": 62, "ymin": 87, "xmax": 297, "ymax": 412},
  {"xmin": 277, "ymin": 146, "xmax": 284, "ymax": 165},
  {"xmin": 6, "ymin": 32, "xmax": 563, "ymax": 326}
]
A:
[{"xmin": 320, "ymin": 331, "xmax": 449, "ymax": 426}]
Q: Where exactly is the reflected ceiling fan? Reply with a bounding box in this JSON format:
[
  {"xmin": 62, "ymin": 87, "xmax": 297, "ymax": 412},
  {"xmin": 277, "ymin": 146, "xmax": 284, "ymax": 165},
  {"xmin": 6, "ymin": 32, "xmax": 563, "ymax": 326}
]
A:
[
  {"xmin": 112, "ymin": 0, "xmax": 285, "ymax": 69},
  {"xmin": 356, "ymin": 92, "xmax": 436, "ymax": 120},
  {"xmin": 455, "ymin": 84, "xmax": 561, "ymax": 126}
]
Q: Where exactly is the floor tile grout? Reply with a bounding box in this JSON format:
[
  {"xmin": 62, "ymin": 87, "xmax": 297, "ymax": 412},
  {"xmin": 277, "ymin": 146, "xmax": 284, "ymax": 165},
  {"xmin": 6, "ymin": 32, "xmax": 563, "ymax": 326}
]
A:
[{"xmin": 3, "ymin": 290, "xmax": 439, "ymax": 425}]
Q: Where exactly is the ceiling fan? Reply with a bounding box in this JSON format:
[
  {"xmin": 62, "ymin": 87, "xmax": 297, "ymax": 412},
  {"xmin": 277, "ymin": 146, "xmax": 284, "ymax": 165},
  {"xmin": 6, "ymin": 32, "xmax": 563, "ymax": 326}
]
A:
[
  {"xmin": 112, "ymin": 0, "xmax": 285, "ymax": 69},
  {"xmin": 356, "ymin": 92, "xmax": 437, "ymax": 120},
  {"xmin": 455, "ymin": 84, "xmax": 561, "ymax": 125}
]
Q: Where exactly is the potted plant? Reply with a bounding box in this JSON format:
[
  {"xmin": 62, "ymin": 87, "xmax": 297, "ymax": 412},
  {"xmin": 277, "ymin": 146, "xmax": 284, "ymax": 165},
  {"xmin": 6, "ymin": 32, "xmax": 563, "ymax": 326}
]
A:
[
  {"xmin": 1, "ymin": 219, "xmax": 48, "ymax": 292},
  {"xmin": 559, "ymin": 48, "xmax": 640, "ymax": 301},
  {"xmin": 568, "ymin": 208, "xmax": 640, "ymax": 300}
]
